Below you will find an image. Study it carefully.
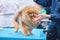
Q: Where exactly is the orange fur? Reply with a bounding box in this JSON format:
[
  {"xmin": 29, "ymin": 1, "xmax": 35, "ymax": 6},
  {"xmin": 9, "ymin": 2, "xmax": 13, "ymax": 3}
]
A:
[{"xmin": 13, "ymin": 6, "xmax": 39, "ymax": 36}]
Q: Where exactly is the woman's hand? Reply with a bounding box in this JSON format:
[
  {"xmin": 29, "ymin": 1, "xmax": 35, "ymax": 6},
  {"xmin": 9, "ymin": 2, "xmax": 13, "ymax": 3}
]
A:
[
  {"xmin": 38, "ymin": 14, "xmax": 51, "ymax": 18},
  {"xmin": 32, "ymin": 14, "xmax": 51, "ymax": 23}
]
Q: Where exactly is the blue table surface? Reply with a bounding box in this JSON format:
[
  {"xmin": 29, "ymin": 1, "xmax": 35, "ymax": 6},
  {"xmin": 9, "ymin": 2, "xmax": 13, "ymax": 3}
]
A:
[{"xmin": 0, "ymin": 28, "xmax": 46, "ymax": 40}]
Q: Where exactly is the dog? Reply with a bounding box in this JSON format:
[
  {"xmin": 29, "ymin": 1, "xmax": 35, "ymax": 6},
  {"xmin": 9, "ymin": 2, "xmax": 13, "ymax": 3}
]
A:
[
  {"xmin": 13, "ymin": 6, "xmax": 40, "ymax": 36},
  {"xmin": 13, "ymin": 6, "xmax": 51, "ymax": 36}
]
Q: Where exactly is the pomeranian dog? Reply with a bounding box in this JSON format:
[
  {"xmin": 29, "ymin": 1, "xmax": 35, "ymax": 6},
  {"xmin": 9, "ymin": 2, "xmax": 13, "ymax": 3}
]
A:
[{"xmin": 13, "ymin": 6, "xmax": 50, "ymax": 36}]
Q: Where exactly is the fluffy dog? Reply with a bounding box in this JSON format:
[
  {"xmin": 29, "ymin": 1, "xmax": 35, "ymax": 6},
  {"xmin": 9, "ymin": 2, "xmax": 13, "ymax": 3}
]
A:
[
  {"xmin": 13, "ymin": 6, "xmax": 40, "ymax": 36},
  {"xmin": 13, "ymin": 6, "xmax": 50, "ymax": 36}
]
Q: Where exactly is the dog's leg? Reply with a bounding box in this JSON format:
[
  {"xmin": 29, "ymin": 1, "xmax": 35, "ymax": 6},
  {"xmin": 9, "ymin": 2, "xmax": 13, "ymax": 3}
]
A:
[
  {"xmin": 22, "ymin": 27, "xmax": 28, "ymax": 36},
  {"xmin": 21, "ymin": 24, "xmax": 28, "ymax": 36},
  {"xmin": 29, "ymin": 29, "xmax": 33, "ymax": 35},
  {"xmin": 13, "ymin": 20, "xmax": 19, "ymax": 32}
]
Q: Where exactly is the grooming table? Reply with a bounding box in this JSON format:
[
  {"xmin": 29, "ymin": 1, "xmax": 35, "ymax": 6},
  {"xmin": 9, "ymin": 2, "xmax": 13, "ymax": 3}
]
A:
[{"xmin": 0, "ymin": 28, "xmax": 46, "ymax": 40}]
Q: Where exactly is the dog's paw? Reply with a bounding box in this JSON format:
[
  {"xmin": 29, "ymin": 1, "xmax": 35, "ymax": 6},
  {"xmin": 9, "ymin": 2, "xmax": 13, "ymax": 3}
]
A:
[
  {"xmin": 30, "ymin": 33, "xmax": 33, "ymax": 35},
  {"xmin": 14, "ymin": 30, "xmax": 18, "ymax": 32},
  {"xmin": 24, "ymin": 34, "xmax": 29, "ymax": 36}
]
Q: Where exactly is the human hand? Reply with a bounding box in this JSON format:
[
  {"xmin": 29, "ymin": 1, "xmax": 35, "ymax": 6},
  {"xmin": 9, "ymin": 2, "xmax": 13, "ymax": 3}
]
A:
[
  {"xmin": 38, "ymin": 14, "xmax": 51, "ymax": 18},
  {"xmin": 32, "ymin": 14, "xmax": 51, "ymax": 23}
]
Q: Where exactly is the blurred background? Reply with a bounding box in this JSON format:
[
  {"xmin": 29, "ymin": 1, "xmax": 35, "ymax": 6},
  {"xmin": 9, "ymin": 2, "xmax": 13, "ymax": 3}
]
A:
[{"xmin": 0, "ymin": 0, "xmax": 35, "ymax": 27}]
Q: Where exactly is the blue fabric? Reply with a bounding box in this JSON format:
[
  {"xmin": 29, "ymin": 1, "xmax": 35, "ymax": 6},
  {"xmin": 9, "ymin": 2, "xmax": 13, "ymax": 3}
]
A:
[
  {"xmin": 47, "ymin": 0, "xmax": 60, "ymax": 40},
  {"xmin": 50, "ymin": 0, "xmax": 60, "ymax": 22},
  {"xmin": 50, "ymin": 13, "xmax": 60, "ymax": 22},
  {"xmin": 48, "ymin": 0, "xmax": 60, "ymax": 31},
  {"xmin": 33, "ymin": 0, "xmax": 52, "ymax": 7},
  {"xmin": 48, "ymin": 21, "xmax": 56, "ymax": 31},
  {"xmin": 47, "ymin": 21, "xmax": 60, "ymax": 40},
  {"xmin": 0, "ymin": 28, "xmax": 46, "ymax": 40}
]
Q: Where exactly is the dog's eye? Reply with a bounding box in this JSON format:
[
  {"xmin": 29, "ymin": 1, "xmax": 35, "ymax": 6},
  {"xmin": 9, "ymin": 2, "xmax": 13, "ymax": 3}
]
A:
[{"xmin": 29, "ymin": 12, "xmax": 32, "ymax": 14}]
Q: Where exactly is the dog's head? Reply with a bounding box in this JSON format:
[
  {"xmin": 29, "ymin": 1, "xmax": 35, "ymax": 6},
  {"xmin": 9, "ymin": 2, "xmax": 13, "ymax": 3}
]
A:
[
  {"xmin": 22, "ymin": 7, "xmax": 39, "ymax": 21},
  {"xmin": 21, "ymin": 6, "xmax": 39, "ymax": 27}
]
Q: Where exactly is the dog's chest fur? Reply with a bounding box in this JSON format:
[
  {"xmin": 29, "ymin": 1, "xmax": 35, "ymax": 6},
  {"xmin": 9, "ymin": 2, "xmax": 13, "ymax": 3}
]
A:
[
  {"xmin": 21, "ymin": 12, "xmax": 39, "ymax": 29},
  {"xmin": 18, "ymin": 7, "xmax": 39, "ymax": 30}
]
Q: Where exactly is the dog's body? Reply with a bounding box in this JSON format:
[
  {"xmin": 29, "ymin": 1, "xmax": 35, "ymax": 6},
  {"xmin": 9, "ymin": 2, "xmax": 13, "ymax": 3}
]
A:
[{"xmin": 13, "ymin": 6, "xmax": 40, "ymax": 36}]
